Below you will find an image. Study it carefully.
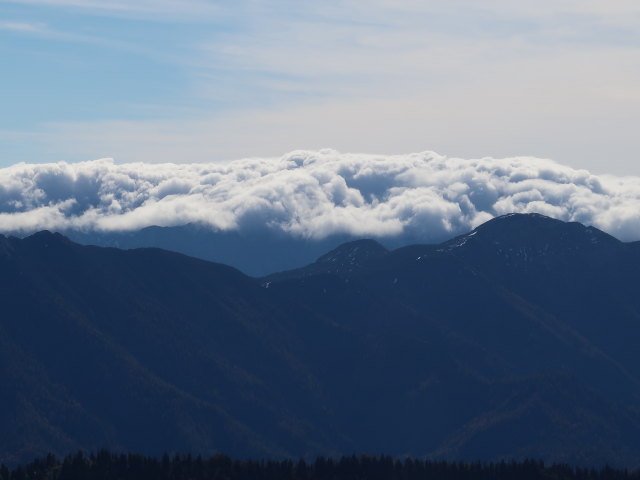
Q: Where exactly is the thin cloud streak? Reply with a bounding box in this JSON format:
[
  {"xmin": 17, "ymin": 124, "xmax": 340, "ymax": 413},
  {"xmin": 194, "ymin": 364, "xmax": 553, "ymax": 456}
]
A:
[
  {"xmin": 3, "ymin": 1, "xmax": 640, "ymax": 173},
  {"xmin": 1, "ymin": 150, "xmax": 640, "ymax": 243},
  {"xmin": 1, "ymin": 0, "xmax": 222, "ymax": 19}
]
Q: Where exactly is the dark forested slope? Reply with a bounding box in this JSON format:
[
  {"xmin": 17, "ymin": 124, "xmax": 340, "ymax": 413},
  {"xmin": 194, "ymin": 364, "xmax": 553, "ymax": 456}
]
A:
[
  {"xmin": 5, "ymin": 451, "xmax": 639, "ymax": 480},
  {"xmin": 3, "ymin": 214, "xmax": 640, "ymax": 466},
  {"xmin": 0, "ymin": 232, "xmax": 344, "ymax": 464}
]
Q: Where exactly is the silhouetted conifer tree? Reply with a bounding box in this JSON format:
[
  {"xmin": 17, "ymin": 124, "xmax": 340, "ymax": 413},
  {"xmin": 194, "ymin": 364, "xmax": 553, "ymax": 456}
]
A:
[{"xmin": 5, "ymin": 451, "xmax": 640, "ymax": 480}]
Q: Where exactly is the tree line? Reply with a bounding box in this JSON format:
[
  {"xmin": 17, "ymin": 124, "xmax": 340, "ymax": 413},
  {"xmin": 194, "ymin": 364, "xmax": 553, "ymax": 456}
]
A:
[{"xmin": 1, "ymin": 451, "xmax": 637, "ymax": 480}]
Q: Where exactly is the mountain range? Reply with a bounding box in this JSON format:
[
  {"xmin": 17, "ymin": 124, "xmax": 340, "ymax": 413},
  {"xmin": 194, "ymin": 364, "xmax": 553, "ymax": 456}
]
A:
[
  {"xmin": 63, "ymin": 225, "xmax": 360, "ymax": 277},
  {"xmin": 2, "ymin": 213, "xmax": 640, "ymax": 467}
]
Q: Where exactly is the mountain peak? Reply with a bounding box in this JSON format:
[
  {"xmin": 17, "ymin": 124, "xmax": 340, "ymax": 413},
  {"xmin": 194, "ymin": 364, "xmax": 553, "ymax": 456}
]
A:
[
  {"xmin": 441, "ymin": 213, "xmax": 620, "ymax": 266},
  {"xmin": 316, "ymin": 239, "xmax": 388, "ymax": 266},
  {"xmin": 262, "ymin": 239, "xmax": 389, "ymax": 282},
  {"xmin": 485, "ymin": 213, "xmax": 614, "ymax": 242},
  {"xmin": 28, "ymin": 230, "xmax": 70, "ymax": 239},
  {"xmin": 22, "ymin": 230, "xmax": 75, "ymax": 248}
]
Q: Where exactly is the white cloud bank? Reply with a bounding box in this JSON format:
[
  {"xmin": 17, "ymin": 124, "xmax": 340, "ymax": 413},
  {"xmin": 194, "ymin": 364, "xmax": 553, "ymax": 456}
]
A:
[{"xmin": 1, "ymin": 150, "xmax": 640, "ymax": 242}]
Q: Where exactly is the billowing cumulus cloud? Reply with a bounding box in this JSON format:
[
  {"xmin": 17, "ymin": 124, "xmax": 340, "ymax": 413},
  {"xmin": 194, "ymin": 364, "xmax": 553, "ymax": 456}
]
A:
[{"xmin": 1, "ymin": 150, "xmax": 640, "ymax": 242}]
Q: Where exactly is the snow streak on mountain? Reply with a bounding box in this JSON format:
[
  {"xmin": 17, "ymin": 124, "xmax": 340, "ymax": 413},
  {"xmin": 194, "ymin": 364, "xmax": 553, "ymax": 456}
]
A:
[{"xmin": 1, "ymin": 150, "xmax": 639, "ymax": 242}]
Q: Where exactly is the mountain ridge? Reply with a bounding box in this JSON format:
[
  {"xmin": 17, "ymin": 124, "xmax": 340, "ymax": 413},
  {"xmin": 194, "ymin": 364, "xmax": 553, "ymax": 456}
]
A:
[
  {"xmin": 3, "ymin": 213, "xmax": 640, "ymax": 466},
  {"xmin": 263, "ymin": 213, "xmax": 627, "ymax": 281}
]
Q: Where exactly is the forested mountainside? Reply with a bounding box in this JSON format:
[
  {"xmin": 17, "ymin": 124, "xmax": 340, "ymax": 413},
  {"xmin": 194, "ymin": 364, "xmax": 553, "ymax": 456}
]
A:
[{"xmin": 2, "ymin": 214, "xmax": 640, "ymax": 467}]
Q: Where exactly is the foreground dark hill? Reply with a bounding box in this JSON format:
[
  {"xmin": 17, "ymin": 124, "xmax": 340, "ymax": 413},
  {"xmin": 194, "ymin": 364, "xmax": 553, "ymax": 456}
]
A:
[
  {"xmin": 0, "ymin": 234, "xmax": 344, "ymax": 464},
  {"xmin": 3, "ymin": 214, "xmax": 640, "ymax": 467}
]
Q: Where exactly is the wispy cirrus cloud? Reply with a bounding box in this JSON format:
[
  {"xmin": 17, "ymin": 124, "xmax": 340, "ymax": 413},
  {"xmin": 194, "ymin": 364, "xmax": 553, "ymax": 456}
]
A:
[
  {"xmin": 0, "ymin": 0, "xmax": 222, "ymax": 19},
  {"xmin": 0, "ymin": 19, "xmax": 135, "ymax": 48},
  {"xmin": 0, "ymin": 21, "xmax": 44, "ymax": 32},
  {"xmin": 1, "ymin": 150, "xmax": 640, "ymax": 243}
]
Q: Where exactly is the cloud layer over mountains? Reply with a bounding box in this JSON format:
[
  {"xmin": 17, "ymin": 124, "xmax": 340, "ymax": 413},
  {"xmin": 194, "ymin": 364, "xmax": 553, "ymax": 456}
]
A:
[{"xmin": 1, "ymin": 150, "xmax": 640, "ymax": 242}]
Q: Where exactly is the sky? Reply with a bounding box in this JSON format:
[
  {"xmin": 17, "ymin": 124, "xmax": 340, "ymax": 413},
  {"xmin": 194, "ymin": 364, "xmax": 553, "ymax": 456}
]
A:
[{"xmin": 2, "ymin": 1, "xmax": 640, "ymax": 175}]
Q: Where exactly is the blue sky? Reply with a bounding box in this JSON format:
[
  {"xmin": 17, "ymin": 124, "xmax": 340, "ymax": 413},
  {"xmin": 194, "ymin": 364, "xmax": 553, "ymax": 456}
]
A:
[{"xmin": 2, "ymin": 1, "xmax": 640, "ymax": 174}]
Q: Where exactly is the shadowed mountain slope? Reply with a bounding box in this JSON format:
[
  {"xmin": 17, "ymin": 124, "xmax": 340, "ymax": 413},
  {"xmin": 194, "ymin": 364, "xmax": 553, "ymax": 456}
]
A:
[
  {"xmin": 263, "ymin": 214, "xmax": 640, "ymax": 465},
  {"xmin": 0, "ymin": 232, "xmax": 346, "ymax": 464},
  {"xmin": 3, "ymin": 214, "xmax": 640, "ymax": 467}
]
